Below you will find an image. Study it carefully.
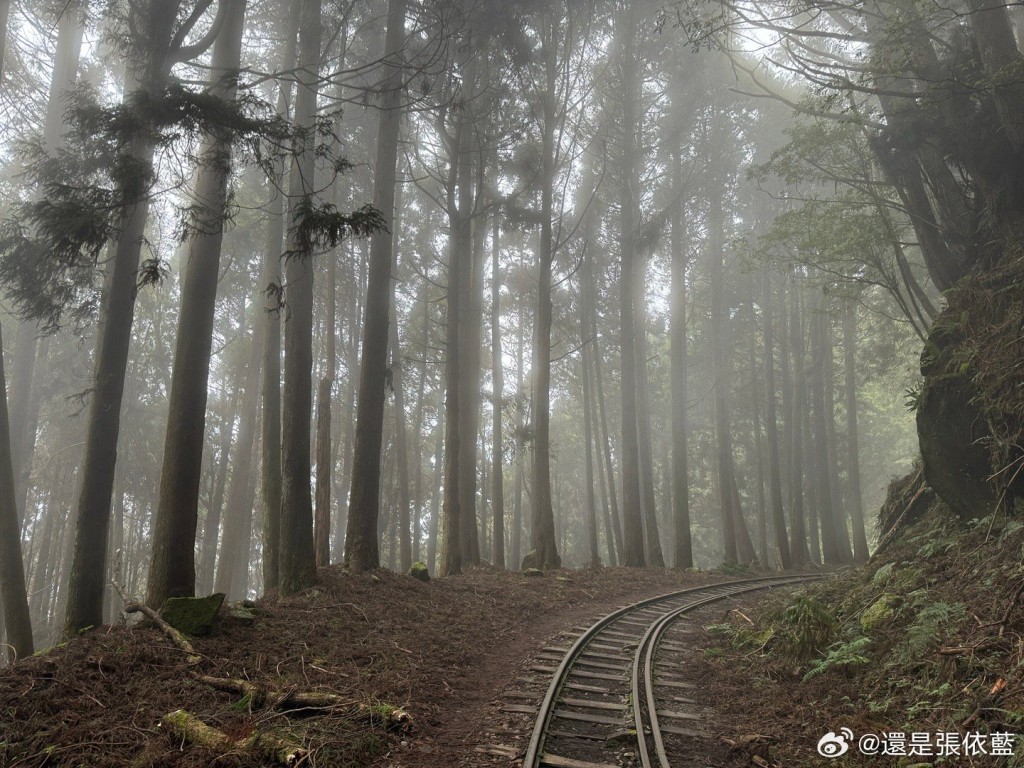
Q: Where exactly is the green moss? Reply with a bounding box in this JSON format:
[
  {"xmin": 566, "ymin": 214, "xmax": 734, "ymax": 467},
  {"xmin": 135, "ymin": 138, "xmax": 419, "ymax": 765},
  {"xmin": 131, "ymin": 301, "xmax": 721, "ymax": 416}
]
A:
[
  {"xmin": 860, "ymin": 594, "xmax": 897, "ymax": 631},
  {"xmin": 160, "ymin": 593, "xmax": 225, "ymax": 636},
  {"xmin": 407, "ymin": 562, "xmax": 430, "ymax": 582}
]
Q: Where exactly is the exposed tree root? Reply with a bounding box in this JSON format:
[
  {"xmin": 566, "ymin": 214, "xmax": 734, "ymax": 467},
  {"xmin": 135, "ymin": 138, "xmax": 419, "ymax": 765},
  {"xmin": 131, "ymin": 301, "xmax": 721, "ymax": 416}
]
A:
[
  {"xmin": 161, "ymin": 709, "xmax": 307, "ymax": 766},
  {"xmin": 121, "ymin": 599, "xmax": 202, "ymax": 665},
  {"xmin": 192, "ymin": 673, "xmax": 410, "ymax": 725}
]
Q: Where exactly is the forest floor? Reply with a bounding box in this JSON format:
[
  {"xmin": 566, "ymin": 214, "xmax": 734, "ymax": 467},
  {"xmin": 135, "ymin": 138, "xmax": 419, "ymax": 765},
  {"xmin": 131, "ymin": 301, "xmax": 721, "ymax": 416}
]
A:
[
  {"xmin": 0, "ymin": 565, "xmax": 733, "ymax": 768},
  {"xmin": 10, "ymin": 504, "xmax": 1017, "ymax": 768}
]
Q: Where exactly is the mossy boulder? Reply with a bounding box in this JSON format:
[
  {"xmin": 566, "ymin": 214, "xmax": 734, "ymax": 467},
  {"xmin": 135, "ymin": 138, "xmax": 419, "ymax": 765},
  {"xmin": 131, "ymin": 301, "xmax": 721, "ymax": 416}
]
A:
[
  {"xmin": 228, "ymin": 605, "xmax": 256, "ymax": 626},
  {"xmin": 522, "ymin": 568, "xmax": 544, "ymax": 578},
  {"xmin": 917, "ymin": 380, "xmax": 996, "ymax": 520},
  {"xmin": 861, "ymin": 594, "xmax": 897, "ymax": 631},
  {"xmin": 915, "ymin": 256, "xmax": 1024, "ymax": 520},
  {"xmin": 916, "ymin": 314, "xmax": 998, "ymax": 520},
  {"xmin": 408, "ymin": 561, "xmax": 430, "ymax": 582},
  {"xmin": 161, "ymin": 593, "xmax": 225, "ymax": 636}
]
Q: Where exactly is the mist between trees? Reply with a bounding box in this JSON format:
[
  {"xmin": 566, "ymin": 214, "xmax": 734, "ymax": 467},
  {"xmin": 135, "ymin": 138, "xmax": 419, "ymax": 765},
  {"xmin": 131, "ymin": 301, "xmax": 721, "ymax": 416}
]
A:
[{"xmin": 11, "ymin": 0, "xmax": 1005, "ymax": 660}]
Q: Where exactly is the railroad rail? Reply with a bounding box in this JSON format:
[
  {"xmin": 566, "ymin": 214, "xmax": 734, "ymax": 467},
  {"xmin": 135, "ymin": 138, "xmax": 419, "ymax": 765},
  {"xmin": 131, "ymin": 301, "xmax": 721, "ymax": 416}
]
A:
[{"xmin": 521, "ymin": 575, "xmax": 821, "ymax": 768}]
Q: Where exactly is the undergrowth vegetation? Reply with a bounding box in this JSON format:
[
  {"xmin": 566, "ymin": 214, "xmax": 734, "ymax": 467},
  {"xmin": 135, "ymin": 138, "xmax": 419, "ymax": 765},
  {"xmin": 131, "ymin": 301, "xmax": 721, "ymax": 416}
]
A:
[{"xmin": 707, "ymin": 499, "xmax": 1024, "ymax": 766}]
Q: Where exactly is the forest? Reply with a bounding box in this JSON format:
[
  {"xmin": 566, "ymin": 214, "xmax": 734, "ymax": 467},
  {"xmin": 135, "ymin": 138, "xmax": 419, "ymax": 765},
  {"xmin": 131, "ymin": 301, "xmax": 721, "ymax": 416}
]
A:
[{"xmin": 0, "ymin": 0, "xmax": 1022, "ymax": 765}]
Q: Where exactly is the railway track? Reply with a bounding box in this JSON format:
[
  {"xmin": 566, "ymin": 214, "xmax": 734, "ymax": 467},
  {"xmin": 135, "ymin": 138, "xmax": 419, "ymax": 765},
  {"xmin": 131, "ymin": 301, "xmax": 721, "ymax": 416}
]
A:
[{"xmin": 519, "ymin": 575, "xmax": 821, "ymax": 768}]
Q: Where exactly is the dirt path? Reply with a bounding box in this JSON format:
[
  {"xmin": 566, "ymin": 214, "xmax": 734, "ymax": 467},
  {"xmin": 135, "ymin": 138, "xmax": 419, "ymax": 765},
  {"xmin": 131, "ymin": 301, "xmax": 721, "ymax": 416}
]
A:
[
  {"xmin": 384, "ymin": 571, "xmax": 762, "ymax": 768},
  {"xmin": 394, "ymin": 579, "xmax": 810, "ymax": 768}
]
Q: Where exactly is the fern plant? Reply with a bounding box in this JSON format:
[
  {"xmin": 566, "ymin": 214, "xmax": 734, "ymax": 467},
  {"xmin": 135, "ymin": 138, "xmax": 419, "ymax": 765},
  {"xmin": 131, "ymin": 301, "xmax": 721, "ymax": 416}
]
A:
[
  {"xmin": 894, "ymin": 601, "xmax": 966, "ymax": 663},
  {"xmin": 779, "ymin": 596, "xmax": 836, "ymax": 660},
  {"xmin": 803, "ymin": 637, "xmax": 872, "ymax": 681}
]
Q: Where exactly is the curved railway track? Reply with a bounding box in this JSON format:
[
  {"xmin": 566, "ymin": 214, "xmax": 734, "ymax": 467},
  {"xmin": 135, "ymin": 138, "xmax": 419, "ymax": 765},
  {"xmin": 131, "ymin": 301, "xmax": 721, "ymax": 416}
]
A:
[{"xmin": 521, "ymin": 575, "xmax": 821, "ymax": 768}]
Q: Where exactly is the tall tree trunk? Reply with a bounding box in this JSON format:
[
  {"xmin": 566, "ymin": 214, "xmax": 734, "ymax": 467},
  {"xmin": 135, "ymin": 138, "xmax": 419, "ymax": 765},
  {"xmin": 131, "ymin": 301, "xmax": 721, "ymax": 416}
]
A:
[
  {"xmin": 669, "ymin": 148, "xmax": 693, "ymax": 570},
  {"xmin": 763, "ymin": 271, "xmax": 792, "ymax": 569},
  {"xmin": 214, "ymin": 311, "xmax": 265, "ymax": 599},
  {"xmin": 439, "ymin": 113, "xmax": 471, "ymax": 577},
  {"xmin": 785, "ymin": 271, "xmax": 811, "ymax": 565},
  {"xmin": 146, "ymin": 0, "xmax": 248, "ymax": 607},
  {"xmin": 823, "ymin": 306, "xmax": 853, "ymax": 562},
  {"xmin": 634, "ymin": 271, "xmax": 665, "ymax": 567},
  {"xmin": 590, "ymin": 269, "xmax": 624, "ymax": 559},
  {"xmin": 8, "ymin": 324, "xmax": 37, "ymax": 525},
  {"xmin": 803, "ymin": 386, "xmax": 822, "ymax": 564},
  {"xmin": 30, "ymin": 465, "xmax": 67, "ymax": 623},
  {"xmin": 529, "ymin": 22, "xmax": 561, "ymax": 571},
  {"xmin": 390, "ymin": 278, "xmax": 413, "ymax": 573},
  {"xmin": 314, "ymin": 244, "xmax": 336, "ymax": 567},
  {"xmin": 708, "ymin": 175, "xmax": 757, "ymax": 565},
  {"xmin": 748, "ymin": 281, "xmax": 769, "ymax": 566},
  {"xmin": 457, "ymin": 186, "xmax": 484, "ymax": 566},
  {"xmin": 810, "ymin": 291, "xmax": 840, "ymax": 566},
  {"xmin": 591, "ymin": 357, "xmax": 617, "ymax": 567},
  {"xmin": 345, "ymin": 0, "xmax": 407, "ymax": 573},
  {"xmin": 510, "ymin": 303, "xmax": 525, "ymax": 570},
  {"xmin": 64, "ymin": 0, "xmax": 181, "ymax": 634},
  {"xmin": 581, "ymin": 299, "xmax": 601, "ymax": 568},
  {"xmin": 261, "ymin": 0, "xmax": 299, "ymax": 592},
  {"xmin": 844, "ymin": 301, "xmax": 870, "ymax": 561},
  {"xmin": 479, "ymin": 439, "xmax": 490, "ymax": 560},
  {"xmin": 490, "ymin": 216, "xmax": 506, "ymax": 569},
  {"xmin": 0, "ymin": 322, "xmax": 33, "ymax": 660},
  {"xmin": 426, "ymin": 385, "xmax": 445, "ymax": 573},
  {"xmin": 7, "ymin": 9, "xmax": 85, "ymax": 522},
  {"xmin": 278, "ymin": 0, "xmax": 322, "ymax": 596},
  {"xmin": 411, "ymin": 282, "xmax": 429, "ymax": 563},
  {"xmin": 198, "ymin": 375, "xmax": 239, "ymax": 592},
  {"xmin": 333, "ymin": 240, "xmax": 365, "ymax": 559},
  {"xmin": 617, "ymin": 2, "xmax": 644, "ymax": 567}
]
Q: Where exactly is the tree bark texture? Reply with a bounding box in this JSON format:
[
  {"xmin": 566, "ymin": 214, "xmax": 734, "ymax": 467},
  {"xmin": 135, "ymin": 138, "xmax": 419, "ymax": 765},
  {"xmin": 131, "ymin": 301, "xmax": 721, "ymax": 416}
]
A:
[
  {"xmin": 65, "ymin": 0, "xmax": 181, "ymax": 634},
  {"xmin": 0, "ymin": 322, "xmax": 33, "ymax": 661},
  {"xmin": 617, "ymin": 3, "xmax": 645, "ymax": 567},
  {"xmin": 147, "ymin": 0, "xmax": 248, "ymax": 607},
  {"xmin": 490, "ymin": 216, "xmax": 506, "ymax": 569},
  {"xmin": 345, "ymin": 0, "xmax": 407, "ymax": 573},
  {"xmin": 843, "ymin": 301, "xmax": 870, "ymax": 561},
  {"xmin": 261, "ymin": 0, "xmax": 300, "ymax": 592},
  {"xmin": 763, "ymin": 271, "xmax": 792, "ymax": 569},
  {"xmin": 669, "ymin": 147, "xmax": 693, "ymax": 569},
  {"xmin": 529, "ymin": 19, "xmax": 561, "ymax": 571},
  {"xmin": 278, "ymin": 0, "xmax": 322, "ymax": 596}
]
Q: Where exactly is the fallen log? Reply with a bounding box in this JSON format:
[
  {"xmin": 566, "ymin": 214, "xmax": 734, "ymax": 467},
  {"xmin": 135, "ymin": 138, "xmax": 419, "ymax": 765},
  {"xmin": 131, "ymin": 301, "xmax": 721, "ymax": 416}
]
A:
[
  {"xmin": 192, "ymin": 673, "xmax": 411, "ymax": 725},
  {"xmin": 161, "ymin": 709, "xmax": 306, "ymax": 766}
]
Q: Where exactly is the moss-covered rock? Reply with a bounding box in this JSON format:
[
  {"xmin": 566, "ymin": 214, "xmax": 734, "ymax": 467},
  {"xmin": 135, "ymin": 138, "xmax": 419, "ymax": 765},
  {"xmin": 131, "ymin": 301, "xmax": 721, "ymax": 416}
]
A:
[
  {"xmin": 228, "ymin": 605, "xmax": 256, "ymax": 626},
  {"xmin": 408, "ymin": 562, "xmax": 430, "ymax": 582},
  {"xmin": 161, "ymin": 593, "xmax": 225, "ymax": 636},
  {"xmin": 522, "ymin": 568, "xmax": 544, "ymax": 578},
  {"xmin": 520, "ymin": 551, "xmax": 538, "ymax": 570},
  {"xmin": 916, "ymin": 376, "xmax": 996, "ymax": 520},
  {"xmin": 916, "ymin": 255, "xmax": 1024, "ymax": 520},
  {"xmin": 861, "ymin": 594, "xmax": 897, "ymax": 631}
]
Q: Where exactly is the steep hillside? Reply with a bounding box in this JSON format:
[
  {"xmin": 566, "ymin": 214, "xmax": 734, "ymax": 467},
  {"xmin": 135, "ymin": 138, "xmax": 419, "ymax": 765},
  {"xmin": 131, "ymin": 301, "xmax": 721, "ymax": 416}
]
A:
[{"xmin": 703, "ymin": 486, "xmax": 1024, "ymax": 767}]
